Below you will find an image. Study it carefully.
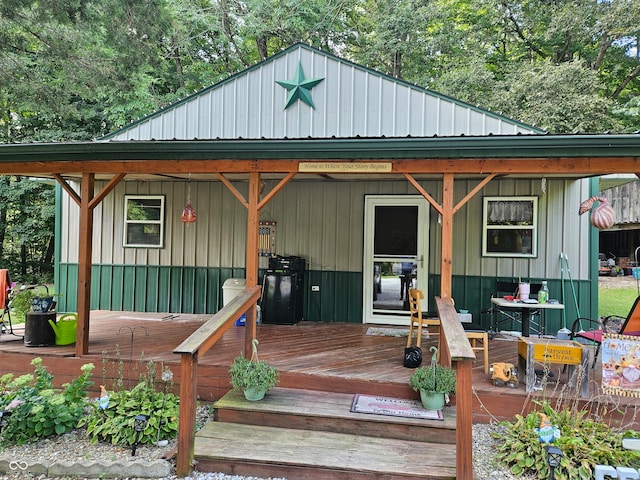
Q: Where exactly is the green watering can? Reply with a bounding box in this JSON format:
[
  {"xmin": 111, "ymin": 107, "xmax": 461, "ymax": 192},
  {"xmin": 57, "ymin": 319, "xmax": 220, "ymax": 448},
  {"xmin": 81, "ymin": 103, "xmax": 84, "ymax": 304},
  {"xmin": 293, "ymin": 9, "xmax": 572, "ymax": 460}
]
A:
[{"xmin": 48, "ymin": 313, "xmax": 77, "ymax": 346}]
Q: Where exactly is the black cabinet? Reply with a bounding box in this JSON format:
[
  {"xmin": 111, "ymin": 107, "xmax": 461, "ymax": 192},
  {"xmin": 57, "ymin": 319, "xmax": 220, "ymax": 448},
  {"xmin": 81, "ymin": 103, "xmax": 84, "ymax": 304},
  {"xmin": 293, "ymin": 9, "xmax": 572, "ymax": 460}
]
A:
[
  {"xmin": 262, "ymin": 255, "xmax": 305, "ymax": 325},
  {"xmin": 261, "ymin": 270, "xmax": 304, "ymax": 325}
]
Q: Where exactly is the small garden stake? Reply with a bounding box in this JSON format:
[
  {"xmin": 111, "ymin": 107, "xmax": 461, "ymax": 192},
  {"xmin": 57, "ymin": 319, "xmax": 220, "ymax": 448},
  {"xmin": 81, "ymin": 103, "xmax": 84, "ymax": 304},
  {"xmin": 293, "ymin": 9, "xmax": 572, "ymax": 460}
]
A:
[{"xmin": 117, "ymin": 325, "xmax": 149, "ymax": 389}]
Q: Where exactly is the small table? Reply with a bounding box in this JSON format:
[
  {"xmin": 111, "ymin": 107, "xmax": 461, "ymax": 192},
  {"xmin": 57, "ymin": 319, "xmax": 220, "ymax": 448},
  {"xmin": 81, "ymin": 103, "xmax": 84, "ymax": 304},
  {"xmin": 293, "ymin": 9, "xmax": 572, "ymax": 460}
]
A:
[{"xmin": 491, "ymin": 297, "xmax": 564, "ymax": 337}]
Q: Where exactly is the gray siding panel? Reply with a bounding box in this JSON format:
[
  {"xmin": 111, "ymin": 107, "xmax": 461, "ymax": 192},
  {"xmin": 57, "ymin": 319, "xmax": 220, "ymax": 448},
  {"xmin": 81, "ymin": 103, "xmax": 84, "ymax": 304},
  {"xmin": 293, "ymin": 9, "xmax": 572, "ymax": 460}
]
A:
[
  {"xmin": 60, "ymin": 178, "xmax": 591, "ymax": 283},
  {"xmin": 108, "ymin": 46, "xmax": 539, "ymax": 141}
]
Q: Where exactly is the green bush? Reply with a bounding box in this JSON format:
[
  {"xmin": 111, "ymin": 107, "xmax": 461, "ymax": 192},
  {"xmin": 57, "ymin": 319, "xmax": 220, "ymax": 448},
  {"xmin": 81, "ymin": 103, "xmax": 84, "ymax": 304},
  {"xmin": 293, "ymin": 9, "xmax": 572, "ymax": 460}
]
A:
[
  {"xmin": 79, "ymin": 366, "xmax": 179, "ymax": 447},
  {"xmin": 0, "ymin": 358, "xmax": 94, "ymax": 445},
  {"xmin": 493, "ymin": 401, "xmax": 640, "ymax": 479}
]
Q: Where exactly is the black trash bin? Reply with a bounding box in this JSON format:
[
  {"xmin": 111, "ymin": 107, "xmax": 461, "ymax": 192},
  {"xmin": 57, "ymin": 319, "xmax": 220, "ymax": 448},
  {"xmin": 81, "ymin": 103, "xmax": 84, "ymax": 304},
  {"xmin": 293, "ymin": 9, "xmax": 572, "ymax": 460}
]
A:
[{"xmin": 24, "ymin": 312, "xmax": 56, "ymax": 347}]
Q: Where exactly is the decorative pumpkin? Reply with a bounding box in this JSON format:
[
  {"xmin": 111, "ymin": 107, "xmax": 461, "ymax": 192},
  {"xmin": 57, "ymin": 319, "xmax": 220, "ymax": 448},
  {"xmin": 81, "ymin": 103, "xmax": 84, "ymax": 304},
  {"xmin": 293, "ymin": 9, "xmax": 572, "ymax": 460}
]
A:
[{"xmin": 579, "ymin": 196, "xmax": 615, "ymax": 229}]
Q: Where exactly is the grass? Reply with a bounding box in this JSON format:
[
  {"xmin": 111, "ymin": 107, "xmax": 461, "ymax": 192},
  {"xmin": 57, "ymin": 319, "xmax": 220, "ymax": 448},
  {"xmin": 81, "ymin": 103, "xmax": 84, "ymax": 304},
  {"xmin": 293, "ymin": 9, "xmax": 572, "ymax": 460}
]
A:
[{"xmin": 598, "ymin": 286, "xmax": 639, "ymax": 317}]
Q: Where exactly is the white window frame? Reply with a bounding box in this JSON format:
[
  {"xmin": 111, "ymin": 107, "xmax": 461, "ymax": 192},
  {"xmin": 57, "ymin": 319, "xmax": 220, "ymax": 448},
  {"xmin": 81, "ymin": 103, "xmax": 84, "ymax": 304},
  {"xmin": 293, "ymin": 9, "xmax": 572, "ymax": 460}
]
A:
[
  {"xmin": 482, "ymin": 196, "xmax": 537, "ymax": 258},
  {"xmin": 123, "ymin": 195, "xmax": 165, "ymax": 248}
]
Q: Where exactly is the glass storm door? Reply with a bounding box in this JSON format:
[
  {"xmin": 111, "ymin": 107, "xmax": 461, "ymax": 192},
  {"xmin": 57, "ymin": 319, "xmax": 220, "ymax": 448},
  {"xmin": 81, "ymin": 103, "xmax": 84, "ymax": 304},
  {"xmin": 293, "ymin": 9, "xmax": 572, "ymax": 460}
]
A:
[{"xmin": 363, "ymin": 195, "xmax": 429, "ymax": 325}]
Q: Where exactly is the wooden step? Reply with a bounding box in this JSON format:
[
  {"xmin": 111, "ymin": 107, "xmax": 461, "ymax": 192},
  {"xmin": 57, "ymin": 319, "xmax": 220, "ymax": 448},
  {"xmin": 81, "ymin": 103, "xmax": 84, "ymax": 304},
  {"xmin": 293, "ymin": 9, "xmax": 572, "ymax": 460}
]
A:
[
  {"xmin": 194, "ymin": 422, "xmax": 457, "ymax": 480},
  {"xmin": 213, "ymin": 387, "xmax": 456, "ymax": 444}
]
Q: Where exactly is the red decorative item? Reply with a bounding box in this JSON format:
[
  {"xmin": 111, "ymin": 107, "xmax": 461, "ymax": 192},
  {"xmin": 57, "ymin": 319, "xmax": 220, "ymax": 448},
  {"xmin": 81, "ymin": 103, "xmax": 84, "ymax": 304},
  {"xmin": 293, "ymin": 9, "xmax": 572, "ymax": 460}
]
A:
[
  {"xmin": 181, "ymin": 176, "xmax": 197, "ymax": 223},
  {"xmin": 181, "ymin": 203, "xmax": 197, "ymax": 223},
  {"xmin": 579, "ymin": 196, "xmax": 615, "ymax": 230}
]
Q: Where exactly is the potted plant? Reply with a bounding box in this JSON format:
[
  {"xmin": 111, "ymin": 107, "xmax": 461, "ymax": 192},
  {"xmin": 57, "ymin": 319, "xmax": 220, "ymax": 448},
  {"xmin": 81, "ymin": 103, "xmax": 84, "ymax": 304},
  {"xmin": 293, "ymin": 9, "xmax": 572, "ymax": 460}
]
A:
[
  {"xmin": 228, "ymin": 339, "xmax": 279, "ymax": 401},
  {"xmin": 11, "ymin": 284, "xmax": 57, "ymax": 321},
  {"xmin": 409, "ymin": 346, "xmax": 456, "ymax": 410}
]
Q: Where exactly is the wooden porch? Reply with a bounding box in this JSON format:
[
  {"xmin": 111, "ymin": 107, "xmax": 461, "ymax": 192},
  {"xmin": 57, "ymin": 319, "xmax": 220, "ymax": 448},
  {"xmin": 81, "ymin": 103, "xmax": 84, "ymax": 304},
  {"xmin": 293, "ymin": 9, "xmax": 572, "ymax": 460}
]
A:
[{"xmin": 0, "ymin": 310, "xmax": 626, "ymax": 423}]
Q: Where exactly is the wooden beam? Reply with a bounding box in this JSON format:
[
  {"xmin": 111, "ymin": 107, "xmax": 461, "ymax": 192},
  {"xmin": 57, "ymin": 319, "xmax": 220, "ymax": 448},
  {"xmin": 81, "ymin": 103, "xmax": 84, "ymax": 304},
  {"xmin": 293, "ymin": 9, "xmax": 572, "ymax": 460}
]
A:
[
  {"xmin": 440, "ymin": 174, "xmax": 454, "ymax": 298},
  {"xmin": 76, "ymin": 173, "xmax": 94, "ymax": 356},
  {"xmin": 217, "ymin": 173, "xmax": 248, "ymax": 208},
  {"xmin": 88, "ymin": 173, "xmax": 126, "ymax": 210},
  {"xmin": 403, "ymin": 173, "xmax": 443, "ymax": 215},
  {"xmin": 176, "ymin": 352, "xmax": 198, "ymax": 477},
  {"xmin": 2, "ymin": 155, "xmax": 640, "ymax": 176},
  {"xmin": 245, "ymin": 173, "xmax": 260, "ymax": 357},
  {"xmin": 435, "ymin": 296, "xmax": 475, "ymax": 480},
  {"xmin": 258, "ymin": 172, "xmax": 296, "ymax": 210},
  {"xmin": 455, "ymin": 360, "xmax": 474, "ymax": 480},
  {"xmin": 453, "ymin": 173, "xmax": 496, "ymax": 214},
  {"xmin": 53, "ymin": 174, "xmax": 81, "ymax": 206}
]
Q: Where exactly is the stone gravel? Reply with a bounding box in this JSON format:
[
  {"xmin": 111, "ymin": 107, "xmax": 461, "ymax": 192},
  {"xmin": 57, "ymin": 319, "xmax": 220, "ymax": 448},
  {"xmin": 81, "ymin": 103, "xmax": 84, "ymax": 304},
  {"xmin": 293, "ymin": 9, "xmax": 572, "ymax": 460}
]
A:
[{"xmin": 0, "ymin": 421, "xmax": 531, "ymax": 480}]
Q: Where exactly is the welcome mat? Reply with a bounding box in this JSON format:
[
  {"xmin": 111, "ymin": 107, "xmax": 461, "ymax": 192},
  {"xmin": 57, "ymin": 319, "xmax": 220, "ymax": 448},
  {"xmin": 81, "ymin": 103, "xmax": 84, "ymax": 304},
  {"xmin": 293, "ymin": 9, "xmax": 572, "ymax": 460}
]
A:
[
  {"xmin": 365, "ymin": 327, "xmax": 429, "ymax": 338},
  {"xmin": 350, "ymin": 394, "xmax": 443, "ymax": 421}
]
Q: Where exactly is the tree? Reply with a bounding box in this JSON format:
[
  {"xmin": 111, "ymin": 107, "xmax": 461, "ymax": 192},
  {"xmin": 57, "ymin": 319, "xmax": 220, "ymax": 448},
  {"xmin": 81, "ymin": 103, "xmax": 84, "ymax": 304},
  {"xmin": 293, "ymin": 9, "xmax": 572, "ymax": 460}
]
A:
[{"xmin": 0, "ymin": 176, "xmax": 55, "ymax": 282}]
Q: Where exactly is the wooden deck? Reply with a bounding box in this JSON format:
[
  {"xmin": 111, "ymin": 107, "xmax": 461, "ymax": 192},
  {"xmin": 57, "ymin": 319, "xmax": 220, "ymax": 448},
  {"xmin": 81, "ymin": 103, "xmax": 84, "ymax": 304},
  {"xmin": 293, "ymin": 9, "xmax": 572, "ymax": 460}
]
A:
[{"xmin": 0, "ymin": 311, "xmax": 637, "ymax": 426}]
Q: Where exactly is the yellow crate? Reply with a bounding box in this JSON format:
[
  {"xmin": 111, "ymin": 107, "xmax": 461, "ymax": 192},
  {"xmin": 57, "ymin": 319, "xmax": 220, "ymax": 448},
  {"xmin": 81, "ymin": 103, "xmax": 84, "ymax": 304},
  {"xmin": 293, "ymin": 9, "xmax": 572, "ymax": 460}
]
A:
[{"xmin": 518, "ymin": 337, "xmax": 583, "ymax": 366}]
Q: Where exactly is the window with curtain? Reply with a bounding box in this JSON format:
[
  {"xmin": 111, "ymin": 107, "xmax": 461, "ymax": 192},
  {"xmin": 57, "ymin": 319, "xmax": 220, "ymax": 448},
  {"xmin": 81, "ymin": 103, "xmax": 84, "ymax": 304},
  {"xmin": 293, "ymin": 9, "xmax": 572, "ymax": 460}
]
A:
[{"xmin": 482, "ymin": 196, "xmax": 537, "ymax": 257}]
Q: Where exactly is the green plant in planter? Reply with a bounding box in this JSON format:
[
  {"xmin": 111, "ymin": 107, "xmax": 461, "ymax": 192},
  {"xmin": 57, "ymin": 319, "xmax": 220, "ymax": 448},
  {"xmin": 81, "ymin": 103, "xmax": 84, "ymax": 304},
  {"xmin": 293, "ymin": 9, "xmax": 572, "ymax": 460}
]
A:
[
  {"xmin": 228, "ymin": 340, "xmax": 279, "ymax": 401},
  {"xmin": 11, "ymin": 285, "xmax": 58, "ymax": 322},
  {"xmin": 410, "ymin": 347, "xmax": 456, "ymax": 410}
]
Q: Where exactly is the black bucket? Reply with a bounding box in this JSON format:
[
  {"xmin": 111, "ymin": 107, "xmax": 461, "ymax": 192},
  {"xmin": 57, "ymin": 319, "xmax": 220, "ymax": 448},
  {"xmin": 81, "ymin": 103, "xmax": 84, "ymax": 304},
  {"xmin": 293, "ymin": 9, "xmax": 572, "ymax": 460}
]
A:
[{"xmin": 24, "ymin": 312, "xmax": 56, "ymax": 347}]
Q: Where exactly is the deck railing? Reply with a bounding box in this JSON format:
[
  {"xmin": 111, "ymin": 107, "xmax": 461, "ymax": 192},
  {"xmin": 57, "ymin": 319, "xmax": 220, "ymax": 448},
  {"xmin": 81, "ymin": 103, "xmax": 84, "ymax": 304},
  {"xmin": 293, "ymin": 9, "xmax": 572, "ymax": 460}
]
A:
[
  {"xmin": 172, "ymin": 291, "xmax": 474, "ymax": 478},
  {"xmin": 435, "ymin": 296, "xmax": 476, "ymax": 480},
  {"xmin": 173, "ymin": 286, "xmax": 262, "ymax": 476}
]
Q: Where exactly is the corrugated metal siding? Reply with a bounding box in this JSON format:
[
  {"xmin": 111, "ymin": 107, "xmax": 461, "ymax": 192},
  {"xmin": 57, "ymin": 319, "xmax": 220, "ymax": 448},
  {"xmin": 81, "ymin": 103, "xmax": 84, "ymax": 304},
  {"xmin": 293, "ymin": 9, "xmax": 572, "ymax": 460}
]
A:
[
  {"xmin": 58, "ymin": 177, "xmax": 593, "ymax": 322},
  {"xmin": 107, "ymin": 46, "xmax": 539, "ymax": 141},
  {"xmin": 60, "ymin": 177, "xmax": 591, "ymax": 278}
]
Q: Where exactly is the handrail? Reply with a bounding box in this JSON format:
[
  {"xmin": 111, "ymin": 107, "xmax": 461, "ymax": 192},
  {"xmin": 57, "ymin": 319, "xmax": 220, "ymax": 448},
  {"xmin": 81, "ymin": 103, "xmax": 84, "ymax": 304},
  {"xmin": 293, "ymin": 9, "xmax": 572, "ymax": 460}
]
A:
[
  {"xmin": 173, "ymin": 286, "xmax": 262, "ymax": 476},
  {"xmin": 435, "ymin": 296, "xmax": 475, "ymax": 480}
]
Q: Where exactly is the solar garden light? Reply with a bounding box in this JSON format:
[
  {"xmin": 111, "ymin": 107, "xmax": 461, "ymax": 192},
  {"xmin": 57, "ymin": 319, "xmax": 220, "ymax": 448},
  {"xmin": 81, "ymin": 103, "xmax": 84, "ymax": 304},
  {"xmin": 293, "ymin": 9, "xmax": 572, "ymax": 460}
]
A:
[
  {"xmin": 131, "ymin": 414, "xmax": 149, "ymax": 456},
  {"xmin": 544, "ymin": 445, "xmax": 563, "ymax": 480}
]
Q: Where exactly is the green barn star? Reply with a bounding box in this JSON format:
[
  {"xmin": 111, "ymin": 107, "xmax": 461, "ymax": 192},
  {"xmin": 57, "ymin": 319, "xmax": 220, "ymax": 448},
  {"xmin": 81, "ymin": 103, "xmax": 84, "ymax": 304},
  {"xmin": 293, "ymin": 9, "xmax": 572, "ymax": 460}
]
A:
[{"xmin": 276, "ymin": 62, "xmax": 324, "ymax": 109}]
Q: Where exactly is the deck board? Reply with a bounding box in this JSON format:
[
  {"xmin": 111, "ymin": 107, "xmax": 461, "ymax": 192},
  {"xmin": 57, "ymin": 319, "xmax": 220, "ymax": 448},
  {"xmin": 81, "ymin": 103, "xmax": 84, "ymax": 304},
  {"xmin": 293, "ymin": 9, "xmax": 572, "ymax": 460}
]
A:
[
  {"xmin": 195, "ymin": 422, "xmax": 456, "ymax": 479},
  {"xmin": 1, "ymin": 312, "xmax": 637, "ymax": 426}
]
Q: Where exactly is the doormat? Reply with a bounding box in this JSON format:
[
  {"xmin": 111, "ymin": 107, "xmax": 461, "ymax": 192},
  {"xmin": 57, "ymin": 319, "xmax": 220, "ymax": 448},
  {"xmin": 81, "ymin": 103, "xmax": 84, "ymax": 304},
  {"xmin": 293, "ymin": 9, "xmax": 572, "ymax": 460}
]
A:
[
  {"xmin": 350, "ymin": 394, "xmax": 443, "ymax": 421},
  {"xmin": 365, "ymin": 327, "xmax": 429, "ymax": 338}
]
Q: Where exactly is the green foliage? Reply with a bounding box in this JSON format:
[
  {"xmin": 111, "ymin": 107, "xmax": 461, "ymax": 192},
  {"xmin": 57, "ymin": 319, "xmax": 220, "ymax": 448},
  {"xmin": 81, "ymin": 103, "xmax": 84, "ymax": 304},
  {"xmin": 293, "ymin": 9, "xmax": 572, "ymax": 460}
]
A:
[
  {"xmin": 0, "ymin": 358, "xmax": 95, "ymax": 446},
  {"xmin": 409, "ymin": 363, "xmax": 457, "ymax": 394},
  {"xmin": 228, "ymin": 354, "xmax": 279, "ymax": 393},
  {"xmin": 493, "ymin": 401, "xmax": 640, "ymax": 479},
  {"xmin": 10, "ymin": 284, "xmax": 57, "ymax": 322},
  {"xmin": 79, "ymin": 365, "xmax": 179, "ymax": 447},
  {"xmin": 2, "ymin": 0, "xmax": 640, "ymax": 141},
  {"xmin": 0, "ymin": 176, "xmax": 55, "ymax": 281}
]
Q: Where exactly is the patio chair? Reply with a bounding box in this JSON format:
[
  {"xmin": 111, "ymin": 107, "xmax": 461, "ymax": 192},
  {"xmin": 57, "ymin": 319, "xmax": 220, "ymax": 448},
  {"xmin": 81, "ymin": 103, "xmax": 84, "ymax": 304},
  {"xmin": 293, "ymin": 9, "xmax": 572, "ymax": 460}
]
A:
[
  {"xmin": 409, "ymin": 289, "xmax": 490, "ymax": 373},
  {"xmin": 569, "ymin": 296, "xmax": 640, "ymax": 368},
  {"xmin": 407, "ymin": 288, "xmax": 440, "ymax": 351}
]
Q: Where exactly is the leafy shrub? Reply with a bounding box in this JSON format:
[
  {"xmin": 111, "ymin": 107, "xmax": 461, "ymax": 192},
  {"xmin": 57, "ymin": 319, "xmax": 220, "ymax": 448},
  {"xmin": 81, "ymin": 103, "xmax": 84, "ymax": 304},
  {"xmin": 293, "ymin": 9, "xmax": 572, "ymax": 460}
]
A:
[
  {"xmin": 228, "ymin": 354, "xmax": 279, "ymax": 393},
  {"xmin": 493, "ymin": 401, "xmax": 640, "ymax": 479},
  {"xmin": 79, "ymin": 365, "xmax": 179, "ymax": 447},
  {"xmin": 0, "ymin": 358, "xmax": 94, "ymax": 445}
]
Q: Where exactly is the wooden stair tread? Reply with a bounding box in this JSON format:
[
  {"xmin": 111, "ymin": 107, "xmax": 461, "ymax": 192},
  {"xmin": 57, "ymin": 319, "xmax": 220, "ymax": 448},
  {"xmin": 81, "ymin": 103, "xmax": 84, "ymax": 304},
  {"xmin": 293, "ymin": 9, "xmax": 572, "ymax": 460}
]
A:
[
  {"xmin": 195, "ymin": 422, "xmax": 456, "ymax": 479},
  {"xmin": 214, "ymin": 387, "xmax": 456, "ymax": 430}
]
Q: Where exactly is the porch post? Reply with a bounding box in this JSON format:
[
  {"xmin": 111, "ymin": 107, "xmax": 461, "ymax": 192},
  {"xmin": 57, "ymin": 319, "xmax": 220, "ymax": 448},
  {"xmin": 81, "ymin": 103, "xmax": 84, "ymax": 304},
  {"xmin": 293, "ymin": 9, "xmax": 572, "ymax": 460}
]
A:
[
  {"xmin": 245, "ymin": 172, "xmax": 260, "ymax": 357},
  {"xmin": 76, "ymin": 173, "xmax": 94, "ymax": 356},
  {"xmin": 440, "ymin": 173, "xmax": 454, "ymax": 298}
]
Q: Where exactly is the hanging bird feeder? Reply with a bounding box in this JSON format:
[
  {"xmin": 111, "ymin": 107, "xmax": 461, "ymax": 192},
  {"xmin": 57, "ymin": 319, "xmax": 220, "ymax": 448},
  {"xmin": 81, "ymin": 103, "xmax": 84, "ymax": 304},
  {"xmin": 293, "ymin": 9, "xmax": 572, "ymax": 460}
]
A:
[{"xmin": 181, "ymin": 175, "xmax": 197, "ymax": 223}]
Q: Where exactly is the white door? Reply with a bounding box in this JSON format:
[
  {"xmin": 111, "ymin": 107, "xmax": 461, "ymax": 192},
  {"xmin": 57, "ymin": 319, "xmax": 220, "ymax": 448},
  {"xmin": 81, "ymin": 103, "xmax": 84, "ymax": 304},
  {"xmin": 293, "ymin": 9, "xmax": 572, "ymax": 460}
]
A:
[{"xmin": 363, "ymin": 195, "xmax": 430, "ymax": 325}]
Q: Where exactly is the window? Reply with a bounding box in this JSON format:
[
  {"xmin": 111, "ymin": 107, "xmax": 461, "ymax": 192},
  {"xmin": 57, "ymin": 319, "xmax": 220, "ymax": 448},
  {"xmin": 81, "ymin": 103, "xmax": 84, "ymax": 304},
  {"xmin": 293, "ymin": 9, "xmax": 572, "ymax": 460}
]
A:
[
  {"xmin": 123, "ymin": 195, "xmax": 165, "ymax": 248},
  {"xmin": 482, "ymin": 196, "xmax": 537, "ymax": 257}
]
